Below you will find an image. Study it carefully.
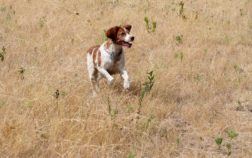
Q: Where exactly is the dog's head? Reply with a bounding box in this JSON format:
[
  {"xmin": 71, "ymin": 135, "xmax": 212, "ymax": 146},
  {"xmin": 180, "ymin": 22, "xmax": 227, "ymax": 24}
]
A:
[{"xmin": 105, "ymin": 25, "xmax": 135, "ymax": 48}]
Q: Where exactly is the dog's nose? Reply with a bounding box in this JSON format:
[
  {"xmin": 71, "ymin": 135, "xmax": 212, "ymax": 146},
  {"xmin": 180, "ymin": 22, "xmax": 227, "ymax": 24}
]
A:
[{"xmin": 131, "ymin": 36, "xmax": 135, "ymax": 41}]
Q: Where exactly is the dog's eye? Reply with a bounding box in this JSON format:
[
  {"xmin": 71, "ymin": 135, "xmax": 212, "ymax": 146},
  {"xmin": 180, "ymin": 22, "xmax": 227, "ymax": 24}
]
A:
[{"xmin": 121, "ymin": 32, "xmax": 126, "ymax": 36}]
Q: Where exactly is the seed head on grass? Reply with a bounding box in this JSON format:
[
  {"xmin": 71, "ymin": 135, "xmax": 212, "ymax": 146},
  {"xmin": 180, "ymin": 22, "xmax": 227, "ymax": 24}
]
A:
[
  {"xmin": 54, "ymin": 89, "xmax": 60, "ymax": 99},
  {"xmin": 18, "ymin": 67, "xmax": 25, "ymax": 79},
  {"xmin": 178, "ymin": 1, "xmax": 187, "ymax": 20},
  {"xmin": 226, "ymin": 143, "xmax": 232, "ymax": 156}
]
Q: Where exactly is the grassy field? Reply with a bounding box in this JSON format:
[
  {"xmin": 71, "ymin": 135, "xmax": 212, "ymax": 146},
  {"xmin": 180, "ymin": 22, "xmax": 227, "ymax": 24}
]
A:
[{"xmin": 0, "ymin": 0, "xmax": 252, "ymax": 157}]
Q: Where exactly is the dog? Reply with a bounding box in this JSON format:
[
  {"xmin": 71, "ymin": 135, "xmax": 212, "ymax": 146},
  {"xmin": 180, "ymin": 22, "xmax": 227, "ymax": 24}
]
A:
[{"xmin": 86, "ymin": 25, "xmax": 135, "ymax": 95}]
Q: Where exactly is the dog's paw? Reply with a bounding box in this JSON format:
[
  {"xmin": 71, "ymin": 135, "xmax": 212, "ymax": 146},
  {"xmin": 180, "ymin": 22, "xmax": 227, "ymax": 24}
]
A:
[
  {"xmin": 107, "ymin": 77, "xmax": 115, "ymax": 85},
  {"xmin": 123, "ymin": 80, "xmax": 130, "ymax": 90}
]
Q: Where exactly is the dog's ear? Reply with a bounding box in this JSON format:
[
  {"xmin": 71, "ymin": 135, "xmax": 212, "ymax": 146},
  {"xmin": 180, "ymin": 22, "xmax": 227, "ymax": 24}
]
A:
[
  {"xmin": 106, "ymin": 26, "xmax": 120, "ymax": 41},
  {"xmin": 124, "ymin": 25, "xmax": 132, "ymax": 32}
]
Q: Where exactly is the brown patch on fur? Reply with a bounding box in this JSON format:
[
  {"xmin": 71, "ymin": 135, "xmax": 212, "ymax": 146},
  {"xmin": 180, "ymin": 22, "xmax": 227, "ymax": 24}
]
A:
[
  {"xmin": 123, "ymin": 25, "xmax": 132, "ymax": 32},
  {"xmin": 107, "ymin": 68, "xmax": 119, "ymax": 75},
  {"xmin": 106, "ymin": 25, "xmax": 133, "ymax": 47},
  {"xmin": 87, "ymin": 45, "xmax": 99, "ymax": 54},
  {"xmin": 93, "ymin": 68, "xmax": 98, "ymax": 78},
  {"xmin": 98, "ymin": 50, "xmax": 101, "ymax": 66},
  {"xmin": 88, "ymin": 45, "xmax": 101, "ymax": 66},
  {"xmin": 105, "ymin": 40, "xmax": 112, "ymax": 50},
  {"xmin": 92, "ymin": 47, "xmax": 98, "ymax": 64},
  {"xmin": 117, "ymin": 27, "xmax": 126, "ymax": 41},
  {"xmin": 106, "ymin": 26, "xmax": 120, "ymax": 42}
]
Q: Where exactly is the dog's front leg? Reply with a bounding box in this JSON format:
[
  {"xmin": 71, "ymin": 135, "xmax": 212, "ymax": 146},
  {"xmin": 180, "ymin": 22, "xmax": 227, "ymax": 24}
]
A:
[
  {"xmin": 97, "ymin": 67, "xmax": 114, "ymax": 85},
  {"xmin": 120, "ymin": 69, "xmax": 130, "ymax": 90}
]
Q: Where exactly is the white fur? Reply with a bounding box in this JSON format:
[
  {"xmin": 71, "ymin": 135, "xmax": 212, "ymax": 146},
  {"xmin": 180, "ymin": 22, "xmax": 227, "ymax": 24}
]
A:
[{"xmin": 124, "ymin": 34, "xmax": 133, "ymax": 43}]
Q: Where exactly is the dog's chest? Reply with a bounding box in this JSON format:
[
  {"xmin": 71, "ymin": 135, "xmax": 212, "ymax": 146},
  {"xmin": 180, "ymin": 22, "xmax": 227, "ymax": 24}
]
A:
[
  {"xmin": 102, "ymin": 49, "xmax": 123, "ymax": 73},
  {"xmin": 105, "ymin": 52, "xmax": 122, "ymax": 66}
]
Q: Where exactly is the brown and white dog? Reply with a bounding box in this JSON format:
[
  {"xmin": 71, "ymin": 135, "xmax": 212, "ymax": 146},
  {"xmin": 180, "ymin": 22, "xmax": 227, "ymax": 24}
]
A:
[{"xmin": 87, "ymin": 25, "xmax": 135, "ymax": 95}]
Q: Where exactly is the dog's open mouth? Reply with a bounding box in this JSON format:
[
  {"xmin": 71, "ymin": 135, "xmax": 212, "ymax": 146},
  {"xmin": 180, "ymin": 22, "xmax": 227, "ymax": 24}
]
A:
[{"xmin": 121, "ymin": 41, "xmax": 132, "ymax": 48}]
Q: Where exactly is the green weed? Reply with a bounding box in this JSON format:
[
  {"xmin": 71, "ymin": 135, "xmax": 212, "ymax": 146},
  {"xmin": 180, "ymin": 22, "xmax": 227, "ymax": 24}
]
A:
[
  {"xmin": 0, "ymin": 100, "xmax": 5, "ymax": 108},
  {"xmin": 126, "ymin": 104, "xmax": 134, "ymax": 113},
  {"xmin": 0, "ymin": 46, "xmax": 6, "ymax": 61},
  {"xmin": 204, "ymin": 49, "xmax": 208, "ymax": 53},
  {"xmin": 128, "ymin": 151, "xmax": 136, "ymax": 158},
  {"xmin": 23, "ymin": 100, "xmax": 33, "ymax": 108},
  {"xmin": 226, "ymin": 130, "xmax": 238, "ymax": 139},
  {"xmin": 176, "ymin": 138, "xmax": 180, "ymax": 145},
  {"xmin": 178, "ymin": 1, "xmax": 186, "ymax": 19},
  {"xmin": 239, "ymin": 9, "xmax": 244, "ymax": 16},
  {"xmin": 0, "ymin": 6, "xmax": 6, "ymax": 12},
  {"xmin": 138, "ymin": 71, "xmax": 155, "ymax": 114},
  {"xmin": 144, "ymin": 16, "xmax": 157, "ymax": 33},
  {"xmin": 215, "ymin": 137, "xmax": 223, "ymax": 149},
  {"xmin": 194, "ymin": 74, "xmax": 202, "ymax": 82},
  {"xmin": 175, "ymin": 35, "xmax": 183, "ymax": 44},
  {"xmin": 233, "ymin": 64, "xmax": 243, "ymax": 73},
  {"xmin": 39, "ymin": 16, "xmax": 46, "ymax": 28},
  {"xmin": 175, "ymin": 51, "xmax": 184, "ymax": 62},
  {"xmin": 144, "ymin": 115, "xmax": 155, "ymax": 130},
  {"xmin": 102, "ymin": 31, "xmax": 108, "ymax": 42}
]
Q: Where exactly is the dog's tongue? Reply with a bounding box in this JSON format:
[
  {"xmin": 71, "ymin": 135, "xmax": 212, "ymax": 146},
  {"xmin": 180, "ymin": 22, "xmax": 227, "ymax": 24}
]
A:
[{"xmin": 122, "ymin": 42, "xmax": 132, "ymax": 48}]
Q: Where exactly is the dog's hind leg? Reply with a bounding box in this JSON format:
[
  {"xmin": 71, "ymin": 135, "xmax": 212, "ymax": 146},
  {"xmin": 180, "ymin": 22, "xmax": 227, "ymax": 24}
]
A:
[
  {"xmin": 87, "ymin": 54, "xmax": 99, "ymax": 96},
  {"xmin": 91, "ymin": 70, "xmax": 99, "ymax": 96}
]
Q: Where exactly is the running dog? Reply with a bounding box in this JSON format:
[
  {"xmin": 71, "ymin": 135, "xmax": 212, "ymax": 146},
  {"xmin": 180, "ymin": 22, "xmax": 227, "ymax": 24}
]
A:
[{"xmin": 86, "ymin": 25, "xmax": 135, "ymax": 95}]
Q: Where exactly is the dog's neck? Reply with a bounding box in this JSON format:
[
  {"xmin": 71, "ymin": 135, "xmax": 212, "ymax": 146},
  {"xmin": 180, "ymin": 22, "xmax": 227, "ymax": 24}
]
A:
[{"xmin": 104, "ymin": 39, "xmax": 122, "ymax": 55}]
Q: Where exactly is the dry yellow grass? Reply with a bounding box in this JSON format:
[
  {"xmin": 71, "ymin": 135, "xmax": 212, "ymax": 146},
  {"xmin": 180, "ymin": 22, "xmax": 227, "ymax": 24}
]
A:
[{"xmin": 0, "ymin": 0, "xmax": 252, "ymax": 157}]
